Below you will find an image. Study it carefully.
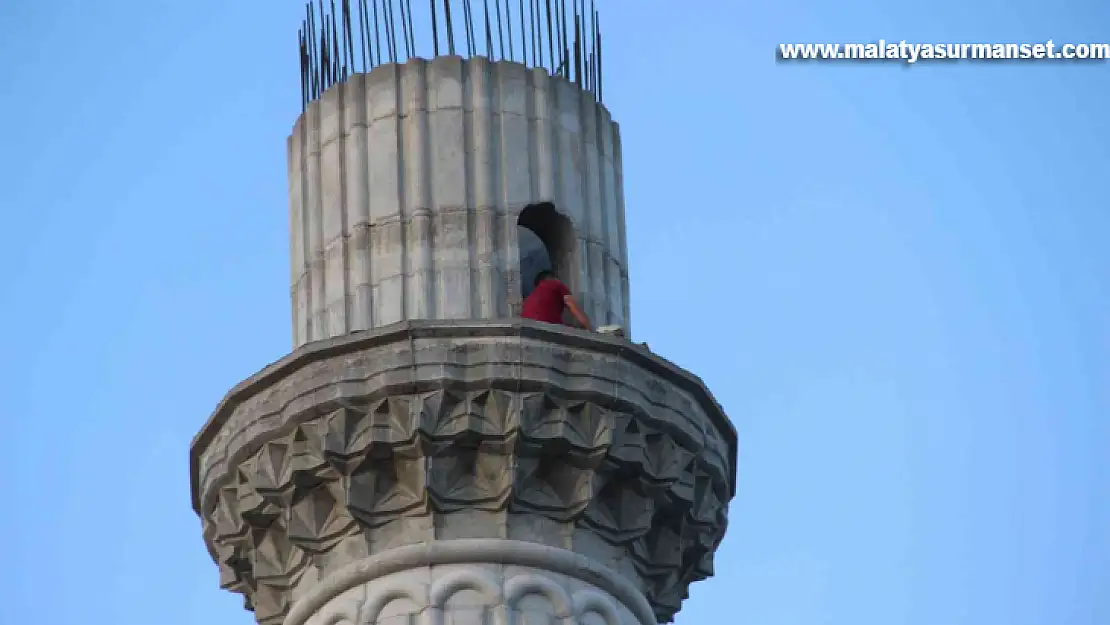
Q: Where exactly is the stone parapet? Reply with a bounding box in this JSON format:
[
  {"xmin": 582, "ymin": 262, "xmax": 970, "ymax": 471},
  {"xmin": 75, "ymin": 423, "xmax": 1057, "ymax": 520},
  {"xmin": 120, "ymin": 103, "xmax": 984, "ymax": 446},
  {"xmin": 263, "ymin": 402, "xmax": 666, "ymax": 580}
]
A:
[{"xmin": 191, "ymin": 321, "xmax": 736, "ymax": 624}]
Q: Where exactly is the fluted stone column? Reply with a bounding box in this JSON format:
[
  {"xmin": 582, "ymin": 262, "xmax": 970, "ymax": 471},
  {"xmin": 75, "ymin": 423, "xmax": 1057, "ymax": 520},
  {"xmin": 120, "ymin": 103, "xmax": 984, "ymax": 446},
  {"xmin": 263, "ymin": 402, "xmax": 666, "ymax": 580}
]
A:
[
  {"xmin": 289, "ymin": 57, "xmax": 630, "ymax": 348},
  {"xmin": 191, "ymin": 322, "xmax": 735, "ymax": 625}
]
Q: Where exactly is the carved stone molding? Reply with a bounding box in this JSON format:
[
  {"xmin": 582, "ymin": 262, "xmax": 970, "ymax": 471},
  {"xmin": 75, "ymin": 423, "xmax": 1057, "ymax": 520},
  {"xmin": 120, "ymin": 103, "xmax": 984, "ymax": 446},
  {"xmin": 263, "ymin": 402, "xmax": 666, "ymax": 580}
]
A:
[
  {"xmin": 291, "ymin": 540, "xmax": 654, "ymax": 625},
  {"xmin": 191, "ymin": 321, "xmax": 737, "ymax": 624}
]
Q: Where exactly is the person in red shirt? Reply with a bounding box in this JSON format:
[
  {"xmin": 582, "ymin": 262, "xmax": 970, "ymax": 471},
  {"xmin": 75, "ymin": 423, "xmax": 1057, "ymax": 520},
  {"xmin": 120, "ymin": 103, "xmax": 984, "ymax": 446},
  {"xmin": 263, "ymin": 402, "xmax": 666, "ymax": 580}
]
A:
[{"xmin": 521, "ymin": 270, "xmax": 592, "ymax": 330}]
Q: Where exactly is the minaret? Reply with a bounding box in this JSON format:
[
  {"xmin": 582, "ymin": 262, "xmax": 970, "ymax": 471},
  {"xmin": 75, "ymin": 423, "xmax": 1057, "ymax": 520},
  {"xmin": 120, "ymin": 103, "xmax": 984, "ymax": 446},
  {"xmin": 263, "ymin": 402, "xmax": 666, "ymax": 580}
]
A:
[{"xmin": 189, "ymin": 3, "xmax": 736, "ymax": 625}]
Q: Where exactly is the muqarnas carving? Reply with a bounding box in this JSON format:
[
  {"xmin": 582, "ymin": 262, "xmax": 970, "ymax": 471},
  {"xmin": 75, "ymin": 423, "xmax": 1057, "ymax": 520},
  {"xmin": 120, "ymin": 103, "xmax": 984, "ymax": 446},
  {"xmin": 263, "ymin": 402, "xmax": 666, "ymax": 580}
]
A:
[{"xmin": 206, "ymin": 388, "xmax": 729, "ymax": 624}]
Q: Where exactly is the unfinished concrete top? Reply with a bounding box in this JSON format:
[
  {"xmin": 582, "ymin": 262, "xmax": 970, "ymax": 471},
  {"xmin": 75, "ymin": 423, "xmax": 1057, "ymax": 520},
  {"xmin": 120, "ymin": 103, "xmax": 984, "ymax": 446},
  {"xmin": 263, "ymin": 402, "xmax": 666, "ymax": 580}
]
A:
[{"xmin": 288, "ymin": 57, "xmax": 630, "ymax": 349}]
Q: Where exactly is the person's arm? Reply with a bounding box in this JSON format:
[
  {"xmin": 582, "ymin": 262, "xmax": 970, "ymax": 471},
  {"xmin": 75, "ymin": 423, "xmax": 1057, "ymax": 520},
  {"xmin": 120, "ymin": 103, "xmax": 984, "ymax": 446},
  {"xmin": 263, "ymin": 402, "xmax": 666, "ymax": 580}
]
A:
[{"xmin": 563, "ymin": 295, "xmax": 592, "ymax": 331}]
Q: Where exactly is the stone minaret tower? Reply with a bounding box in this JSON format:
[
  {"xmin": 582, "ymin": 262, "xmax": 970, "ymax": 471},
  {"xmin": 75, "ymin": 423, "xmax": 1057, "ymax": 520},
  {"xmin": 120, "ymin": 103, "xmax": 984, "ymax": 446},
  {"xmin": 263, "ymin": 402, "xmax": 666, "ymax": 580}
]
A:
[{"xmin": 189, "ymin": 3, "xmax": 736, "ymax": 625}]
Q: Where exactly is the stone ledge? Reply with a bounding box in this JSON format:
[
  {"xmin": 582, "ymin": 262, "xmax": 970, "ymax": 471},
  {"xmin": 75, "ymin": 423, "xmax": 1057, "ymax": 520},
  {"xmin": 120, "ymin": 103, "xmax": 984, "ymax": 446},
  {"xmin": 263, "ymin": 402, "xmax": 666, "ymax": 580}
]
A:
[
  {"xmin": 190, "ymin": 319, "xmax": 737, "ymax": 513},
  {"xmin": 191, "ymin": 319, "xmax": 738, "ymax": 623}
]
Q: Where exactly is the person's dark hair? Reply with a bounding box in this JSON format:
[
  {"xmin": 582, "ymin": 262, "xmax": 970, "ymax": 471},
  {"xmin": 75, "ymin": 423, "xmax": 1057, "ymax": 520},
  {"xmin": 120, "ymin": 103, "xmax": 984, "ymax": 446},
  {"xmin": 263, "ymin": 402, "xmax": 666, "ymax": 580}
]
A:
[{"xmin": 534, "ymin": 270, "xmax": 556, "ymax": 287}]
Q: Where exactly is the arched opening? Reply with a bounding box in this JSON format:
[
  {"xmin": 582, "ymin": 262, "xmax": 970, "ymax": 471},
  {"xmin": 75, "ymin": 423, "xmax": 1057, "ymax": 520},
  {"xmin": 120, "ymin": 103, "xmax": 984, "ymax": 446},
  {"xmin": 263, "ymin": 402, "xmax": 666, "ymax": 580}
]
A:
[
  {"xmin": 517, "ymin": 226, "xmax": 551, "ymax": 299},
  {"xmin": 517, "ymin": 203, "xmax": 577, "ymax": 300}
]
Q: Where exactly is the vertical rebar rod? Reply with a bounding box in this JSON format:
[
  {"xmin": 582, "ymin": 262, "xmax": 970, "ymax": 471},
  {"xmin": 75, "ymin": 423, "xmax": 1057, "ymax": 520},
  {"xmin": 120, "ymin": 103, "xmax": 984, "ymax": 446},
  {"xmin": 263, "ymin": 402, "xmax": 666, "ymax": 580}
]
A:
[
  {"xmin": 320, "ymin": 15, "xmax": 329, "ymax": 89},
  {"xmin": 327, "ymin": 14, "xmax": 333, "ymax": 86},
  {"xmin": 320, "ymin": 12, "xmax": 327, "ymax": 89},
  {"xmin": 585, "ymin": 4, "xmax": 591, "ymax": 91},
  {"xmin": 430, "ymin": 0, "xmax": 440, "ymax": 56},
  {"xmin": 358, "ymin": 0, "xmax": 368, "ymax": 70},
  {"xmin": 574, "ymin": 9, "xmax": 581, "ymax": 86},
  {"xmin": 387, "ymin": 0, "xmax": 398, "ymax": 63},
  {"xmin": 444, "ymin": 0, "xmax": 456, "ymax": 55},
  {"xmin": 306, "ymin": 4, "xmax": 315, "ymax": 98},
  {"xmin": 596, "ymin": 17, "xmax": 602, "ymax": 101},
  {"xmin": 505, "ymin": 0, "xmax": 514, "ymax": 61},
  {"xmin": 299, "ymin": 24, "xmax": 304, "ymax": 106},
  {"xmin": 539, "ymin": 0, "xmax": 546, "ymax": 68},
  {"xmin": 395, "ymin": 0, "xmax": 404, "ymax": 58},
  {"xmin": 317, "ymin": 0, "xmax": 327, "ymax": 88},
  {"xmin": 391, "ymin": 0, "xmax": 400, "ymax": 62},
  {"xmin": 381, "ymin": 0, "xmax": 389, "ymax": 62},
  {"xmin": 559, "ymin": 0, "xmax": 567, "ymax": 76},
  {"xmin": 371, "ymin": 0, "xmax": 381, "ymax": 64},
  {"xmin": 315, "ymin": 6, "xmax": 323, "ymax": 96},
  {"xmin": 529, "ymin": 0, "xmax": 536, "ymax": 67},
  {"xmin": 483, "ymin": 0, "xmax": 494, "ymax": 58},
  {"xmin": 406, "ymin": 0, "xmax": 417, "ymax": 57},
  {"xmin": 588, "ymin": 1, "xmax": 593, "ymax": 90},
  {"xmin": 545, "ymin": 0, "xmax": 554, "ymax": 73},
  {"xmin": 583, "ymin": 3, "xmax": 588, "ymax": 88},
  {"xmin": 573, "ymin": 0, "xmax": 579, "ymax": 81},
  {"xmin": 586, "ymin": 49, "xmax": 590, "ymax": 93},
  {"xmin": 310, "ymin": 3, "xmax": 319, "ymax": 97},
  {"xmin": 590, "ymin": 0, "xmax": 597, "ymax": 92},
  {"xmin": 462, "ymin": 0, "xmax": 473, "ymax": 56},
  {"xmin": 550, "ymin": 0, "xmax": 559, "ymax": 73},
  {"xmin": 329, "ymin": 0, "xmax": 339, "ymax": 80},
  {"xmin": 459, "ymin": 0, "xmax": 468, "ymax": 55},
  {"xmin": 586, "ymin": 51, "xmax": 594, "ymax": 94},
  {"xmin": 340, "ymin": 0, "xmax": 348, "ymax": 76},
  {"xmin": 343, "ymin": 0, "xmax": 353, "ymax": 77},
  {"xmin": 299, "ymin": 29, "xmax": 307, "ymax": 112},
  {"xmin": 467, "ymin": 0, "xmax": 477, "ymax": 57},
  {"xmin": 586, "ymin": 20, "xmax": 593, "ymax": 89},
  {"xmin": 586, "ymin": 49, "xmax": 591, "ymax": 93},
  {"xmin": 552, "ymin": 0, "xmax": 560, "ymax": 73},
  {"xmin": 309, "ymin": 24, "xmax": 315, "ymax": 97},
  {"xmin": 518, "ymin": 0, "xmax": 526, "ymax": 65},
  {"xmin": 360, "ymin": 0, "xmax": 371, "ymax": 70},
  {"xmin": 495, "ymin": 0, "xmax": 505, "ymax": 60},
  {"xmin": 399, "ymin": 0, "xmax": 411, "ymax": 58},
  {"xmin": 529, "ymin": 0, "xmax": 537, "ymax": 68},
  {"xmin": 334, "ymin": 14, "xmax": 342, "ymax": 79},
  {"xmin": 460, "ymin": 0, "xmax": 469, "ymax": 55},
  {"xmin": 384, "ymin": 0, "xmax": 392, "ymax": 62}
]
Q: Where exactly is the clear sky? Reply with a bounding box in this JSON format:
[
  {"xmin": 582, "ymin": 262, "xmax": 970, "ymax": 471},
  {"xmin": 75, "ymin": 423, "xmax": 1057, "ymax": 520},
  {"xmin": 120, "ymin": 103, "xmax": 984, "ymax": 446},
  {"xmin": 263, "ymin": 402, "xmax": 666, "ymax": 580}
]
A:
[{"xmin": 1, "ymin": 1, "xmax": 1106, "ymax": 625}]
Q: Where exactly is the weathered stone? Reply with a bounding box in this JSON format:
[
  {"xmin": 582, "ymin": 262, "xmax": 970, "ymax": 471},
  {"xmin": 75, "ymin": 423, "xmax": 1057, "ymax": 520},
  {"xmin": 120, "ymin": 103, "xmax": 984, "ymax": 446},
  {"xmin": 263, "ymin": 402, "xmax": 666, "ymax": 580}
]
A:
[{"xmin": 192, "ymin": 320, "xmax": 735, "ymax": 624}]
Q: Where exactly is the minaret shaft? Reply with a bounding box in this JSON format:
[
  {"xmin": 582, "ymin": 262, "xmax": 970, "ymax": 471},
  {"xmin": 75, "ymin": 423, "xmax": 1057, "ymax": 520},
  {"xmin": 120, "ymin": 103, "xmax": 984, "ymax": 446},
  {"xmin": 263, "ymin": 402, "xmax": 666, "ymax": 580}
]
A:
[{"xmin": 192, "ymin": 31, "xmax": 735, "ymax": 625}]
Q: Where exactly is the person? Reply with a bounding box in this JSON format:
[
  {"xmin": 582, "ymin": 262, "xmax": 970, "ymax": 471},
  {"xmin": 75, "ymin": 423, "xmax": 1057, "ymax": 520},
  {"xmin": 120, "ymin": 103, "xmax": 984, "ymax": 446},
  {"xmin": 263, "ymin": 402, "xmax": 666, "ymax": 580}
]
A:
[{"xmin": 521, "ymin": 270, "xmax": 591, "ymax": 330}]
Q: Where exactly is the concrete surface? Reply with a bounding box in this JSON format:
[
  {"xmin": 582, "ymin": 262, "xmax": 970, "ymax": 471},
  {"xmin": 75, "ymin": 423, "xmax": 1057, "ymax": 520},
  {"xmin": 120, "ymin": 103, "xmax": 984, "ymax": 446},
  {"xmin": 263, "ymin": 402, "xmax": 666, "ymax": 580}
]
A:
[{"xmin": 288, "ymin": 57, "xmax": 630, "ymax": 349}]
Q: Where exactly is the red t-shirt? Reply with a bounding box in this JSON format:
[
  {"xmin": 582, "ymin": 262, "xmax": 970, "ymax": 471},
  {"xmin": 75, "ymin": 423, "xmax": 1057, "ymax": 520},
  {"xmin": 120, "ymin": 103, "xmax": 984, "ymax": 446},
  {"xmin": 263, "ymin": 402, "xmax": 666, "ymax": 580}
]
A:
[{"xmin": 521, "ymin": 278, "xmax": 570, "ymax": 324}]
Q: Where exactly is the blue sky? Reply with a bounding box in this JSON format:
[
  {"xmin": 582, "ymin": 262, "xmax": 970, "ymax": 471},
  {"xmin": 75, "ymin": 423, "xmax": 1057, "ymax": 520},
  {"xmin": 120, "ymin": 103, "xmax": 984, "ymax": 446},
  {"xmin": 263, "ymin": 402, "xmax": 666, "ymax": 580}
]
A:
[{"xmin": 1, "ymin": 1, "xmax": 1106, "ymax": 625}]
